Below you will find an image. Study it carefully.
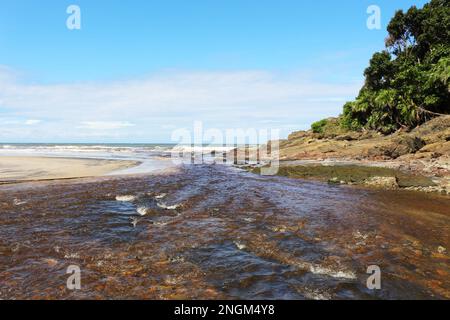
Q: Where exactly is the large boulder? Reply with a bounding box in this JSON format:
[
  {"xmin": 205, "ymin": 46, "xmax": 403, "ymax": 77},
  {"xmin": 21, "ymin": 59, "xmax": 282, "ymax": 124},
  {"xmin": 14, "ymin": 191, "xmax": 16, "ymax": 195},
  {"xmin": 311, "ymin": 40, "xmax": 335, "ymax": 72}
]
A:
[{"xmin": 368, "ymin": 136, "xmax": 426, "ymax": 159}]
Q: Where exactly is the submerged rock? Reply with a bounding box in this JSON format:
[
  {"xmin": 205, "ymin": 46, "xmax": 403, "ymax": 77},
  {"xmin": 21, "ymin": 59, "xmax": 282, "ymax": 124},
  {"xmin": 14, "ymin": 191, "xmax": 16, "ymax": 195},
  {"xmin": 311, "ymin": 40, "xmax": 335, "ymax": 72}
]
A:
[
  {"xmin": 364, "ymin": 176, "xmax": 399, "ymax": 190},
  {"xmin": 43, "ymin": 258, "xmax": 58, "ymax": 267},
  {"xmin": 367, "ymin": 136, "xmax": 426, "ymax": 159},
  {"xmin": 328, "ymin": 177, "xmax": 340, "ymax": 184},
  {"xmin": 438, "ymin": 246, "xmax": 447, "ymax": 254}
]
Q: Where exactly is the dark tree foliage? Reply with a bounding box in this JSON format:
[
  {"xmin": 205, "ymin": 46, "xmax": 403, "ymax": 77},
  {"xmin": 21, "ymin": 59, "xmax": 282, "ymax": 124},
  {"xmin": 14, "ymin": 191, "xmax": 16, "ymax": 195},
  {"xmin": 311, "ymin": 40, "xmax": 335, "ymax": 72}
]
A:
[{"xmin": 339, "ymin": 0, "xmax": 449, "ymax": 133}]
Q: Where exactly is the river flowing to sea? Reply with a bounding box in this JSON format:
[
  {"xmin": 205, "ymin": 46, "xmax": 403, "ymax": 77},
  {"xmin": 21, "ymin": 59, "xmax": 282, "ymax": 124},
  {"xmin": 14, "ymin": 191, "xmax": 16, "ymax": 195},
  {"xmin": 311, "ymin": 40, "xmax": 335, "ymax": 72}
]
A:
[{"xmin": 0, "ymin": 160, "xmax": 449, "ymax": 299}]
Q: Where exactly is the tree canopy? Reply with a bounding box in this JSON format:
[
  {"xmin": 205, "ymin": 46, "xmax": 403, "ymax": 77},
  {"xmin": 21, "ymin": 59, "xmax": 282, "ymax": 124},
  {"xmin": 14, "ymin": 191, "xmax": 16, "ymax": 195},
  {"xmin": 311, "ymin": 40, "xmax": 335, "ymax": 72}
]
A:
[{"xmin": 337, "ymin": 0, "xmax": 450, "ymax": 134}]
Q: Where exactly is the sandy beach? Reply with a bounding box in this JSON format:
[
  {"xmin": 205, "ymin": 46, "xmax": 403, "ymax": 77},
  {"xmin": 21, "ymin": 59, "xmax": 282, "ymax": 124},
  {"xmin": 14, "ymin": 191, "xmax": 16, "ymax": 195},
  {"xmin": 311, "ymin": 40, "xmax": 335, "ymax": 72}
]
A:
[{"xmin": 0, "ymin": 156, "xmax": 140, "ymax": 182}]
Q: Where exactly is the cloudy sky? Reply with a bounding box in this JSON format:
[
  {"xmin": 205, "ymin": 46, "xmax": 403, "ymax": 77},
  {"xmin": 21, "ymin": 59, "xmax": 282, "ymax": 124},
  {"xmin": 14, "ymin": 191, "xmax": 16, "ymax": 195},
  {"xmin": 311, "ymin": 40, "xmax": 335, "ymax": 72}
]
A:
[{"xmin": 0, "ymin": 0, "xmax": 427, "ymax": 143}]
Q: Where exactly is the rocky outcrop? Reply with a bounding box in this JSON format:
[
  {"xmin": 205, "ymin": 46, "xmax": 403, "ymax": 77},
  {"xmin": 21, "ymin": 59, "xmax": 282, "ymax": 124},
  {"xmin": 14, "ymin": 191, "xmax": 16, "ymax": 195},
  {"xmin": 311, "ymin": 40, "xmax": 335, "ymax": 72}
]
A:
[
  {"xmin": 273, "ymin": 115, "xmax": 450, "ymax": 194},
  {"xmin": 368, "ymin": 136, "xmax": 426, "ymax": 159}
]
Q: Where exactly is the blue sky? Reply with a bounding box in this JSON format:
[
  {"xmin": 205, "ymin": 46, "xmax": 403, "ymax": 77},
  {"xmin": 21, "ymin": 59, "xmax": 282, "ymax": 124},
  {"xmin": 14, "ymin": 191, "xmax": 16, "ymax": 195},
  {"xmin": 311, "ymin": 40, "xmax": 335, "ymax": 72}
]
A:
[{"xmin": 0, "ymin": 0, "xmax": 428, "ymax": 143}]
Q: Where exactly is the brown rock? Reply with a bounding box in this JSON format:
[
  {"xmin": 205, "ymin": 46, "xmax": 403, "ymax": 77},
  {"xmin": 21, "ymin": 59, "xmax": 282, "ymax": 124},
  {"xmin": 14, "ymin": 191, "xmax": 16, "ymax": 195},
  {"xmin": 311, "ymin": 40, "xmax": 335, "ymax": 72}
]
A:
[
  {"xmin": 364, "ymin": 176, "xmax": 399, "ymax": 190},
  {"xmin": 43, "ymin": 258, "xmax": 58, "ymax": 267},
  {"xmin": 436, "ymin": 269, "xmax": 448, "ymax": 277}
]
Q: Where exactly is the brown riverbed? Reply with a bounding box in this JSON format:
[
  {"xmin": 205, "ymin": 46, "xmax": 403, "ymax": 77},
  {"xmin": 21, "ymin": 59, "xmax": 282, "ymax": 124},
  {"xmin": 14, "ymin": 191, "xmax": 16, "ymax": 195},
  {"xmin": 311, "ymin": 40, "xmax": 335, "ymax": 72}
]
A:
[{"xmin": 0, "ymin": 164, "xmax": 449, "ymax": 300}]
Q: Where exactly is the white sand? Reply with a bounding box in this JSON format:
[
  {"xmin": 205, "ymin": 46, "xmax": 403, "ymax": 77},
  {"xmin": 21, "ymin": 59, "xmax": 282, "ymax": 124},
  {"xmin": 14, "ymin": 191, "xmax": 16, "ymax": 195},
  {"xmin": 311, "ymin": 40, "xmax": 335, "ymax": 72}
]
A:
[{"xmin": 0, "ymin": 157, "xmax": 140, "ymax": 182}]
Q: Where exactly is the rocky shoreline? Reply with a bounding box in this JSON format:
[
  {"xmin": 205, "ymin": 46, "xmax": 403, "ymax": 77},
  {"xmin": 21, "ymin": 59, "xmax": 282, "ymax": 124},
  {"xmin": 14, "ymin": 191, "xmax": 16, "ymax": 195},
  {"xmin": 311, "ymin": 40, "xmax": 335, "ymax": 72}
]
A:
[
  {"xmin": 244, "ymin": 161, "xmax": 449, "ymax": 195},
  {"xmin": 240, "ymin": 116, "xmax": 450, "ymax": 195}
]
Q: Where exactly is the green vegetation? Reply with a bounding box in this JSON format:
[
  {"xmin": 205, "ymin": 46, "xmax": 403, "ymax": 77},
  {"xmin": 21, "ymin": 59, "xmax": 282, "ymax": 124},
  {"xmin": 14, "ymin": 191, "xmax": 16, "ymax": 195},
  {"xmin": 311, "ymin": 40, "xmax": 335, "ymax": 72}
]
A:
[
  {"xmin": 317, "ymin": 0, "xmax": 450, "ymax": 134},
  {"xmin": 310, "ymin": 118, "xmax": 348, "ymax": 137},
  {"xmin": 311, "ymin": 119, "xmax": 329, "ymax": 134}
]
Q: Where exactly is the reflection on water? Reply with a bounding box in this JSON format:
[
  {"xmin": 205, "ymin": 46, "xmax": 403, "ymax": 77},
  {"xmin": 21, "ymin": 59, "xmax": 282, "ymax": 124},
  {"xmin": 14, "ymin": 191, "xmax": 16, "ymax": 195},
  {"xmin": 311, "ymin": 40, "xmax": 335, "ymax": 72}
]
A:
[{"xmin": 0, "ymin": 165, "xmax": 449, "ymax": 299}]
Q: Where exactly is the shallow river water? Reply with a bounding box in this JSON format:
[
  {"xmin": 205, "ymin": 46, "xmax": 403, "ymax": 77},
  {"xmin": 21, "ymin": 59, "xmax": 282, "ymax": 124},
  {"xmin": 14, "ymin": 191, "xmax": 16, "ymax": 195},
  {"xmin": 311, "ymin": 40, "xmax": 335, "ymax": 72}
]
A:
[{"xmin": 0, "ymin": 165, "xmax": 449, "ymax": 299}]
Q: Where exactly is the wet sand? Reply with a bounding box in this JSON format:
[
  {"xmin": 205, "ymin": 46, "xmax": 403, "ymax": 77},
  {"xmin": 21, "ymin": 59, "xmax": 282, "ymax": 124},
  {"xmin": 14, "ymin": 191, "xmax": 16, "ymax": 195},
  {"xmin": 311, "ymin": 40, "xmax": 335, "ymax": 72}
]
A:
[
  {"xmin": 0, "ymin": 157, "xmax": 140, "ymax": 182},
  {"xmin": 0, "ymin": 164, "xmax": 448, "ymax": 300}
]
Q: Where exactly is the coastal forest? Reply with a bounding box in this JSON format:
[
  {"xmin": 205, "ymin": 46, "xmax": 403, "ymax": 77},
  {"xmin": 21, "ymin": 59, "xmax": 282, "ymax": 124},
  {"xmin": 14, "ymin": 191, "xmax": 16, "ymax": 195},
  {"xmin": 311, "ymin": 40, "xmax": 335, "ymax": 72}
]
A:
[{"xmin": 314, "ymin": 0, "xmax": 450, "ymax": 134}]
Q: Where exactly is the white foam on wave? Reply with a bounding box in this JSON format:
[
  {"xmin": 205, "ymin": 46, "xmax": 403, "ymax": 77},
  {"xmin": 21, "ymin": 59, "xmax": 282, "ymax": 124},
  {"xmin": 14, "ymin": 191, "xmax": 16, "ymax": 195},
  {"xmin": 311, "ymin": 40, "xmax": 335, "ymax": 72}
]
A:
[
  {"xmin": 0, "ymin": 144, "xmax": 172, "ymax": 154},
  {"xmin": 115, "ymin": 195, "xmax": 137, "ymax": 202},
  {"xmin": 288, "ymin": 260, "xmax": 357, "ymax": 280},
  {"xmin": 136, "ymin": 206, "xmax": 150, "ymax": 216},
  {"xmin": 309, "ymin": 265, "xmax": 357, "ymax": 280},
  {"xmin": 13, "ymin": 198, "xmax": 28, "ymax": 206},
  {"xmin": 130, "ymin": 217, "xmax": 139, "ymax": 228},
  {"xmin": 157, "ymin": 202, "xmax": 182, "ymax": 210},
  {"xmin": 302, "ymin": 288, "xmax": 332, "ymax": 300},
  {"xmin": 170, "ymin": 145, "xmax": 237, "ymax": 154},
  {"xmin": 64, "ymin": 252, "xmax": 81, "ymax": 259},
  {"xmin": 155, "ymin": 193, "xmax": 167, "ymax": 200},
  {"xmin": 234, "ymin": 241, "xmax": 247, "ymax": 250}
]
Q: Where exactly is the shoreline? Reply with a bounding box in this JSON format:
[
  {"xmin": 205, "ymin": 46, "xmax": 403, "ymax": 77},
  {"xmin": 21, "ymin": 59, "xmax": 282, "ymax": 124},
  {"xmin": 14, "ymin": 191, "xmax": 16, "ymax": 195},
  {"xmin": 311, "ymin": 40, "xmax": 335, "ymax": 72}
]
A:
[
  {"xmin": 237, "ymin": 115, "xmax": 450, "ymax": 195},
  {"xmin": 1, "ymin": 153, "xmax": 448, "ymax": 195},
  {"xmin": 0, "ymin": 156, "xmax": 141, "ymax": 183},
  {"xmin": 242, "ymin": 159, "xmax": 450, "ymax": 195}
]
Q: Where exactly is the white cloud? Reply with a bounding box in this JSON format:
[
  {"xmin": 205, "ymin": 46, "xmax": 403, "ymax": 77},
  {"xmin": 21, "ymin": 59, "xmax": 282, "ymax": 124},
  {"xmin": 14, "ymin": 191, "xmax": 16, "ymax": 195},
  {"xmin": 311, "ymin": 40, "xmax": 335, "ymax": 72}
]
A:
[
  {"xmin": 0, "ymin": 66, "xmax": 362, "ymax": 141},
  {"xmin": 25, "ymin": 119, "xmax": 42, "ymax": 125},
  {"xmin": 78, "ymin": 121, "xmax": 135, "ymax": 130}
]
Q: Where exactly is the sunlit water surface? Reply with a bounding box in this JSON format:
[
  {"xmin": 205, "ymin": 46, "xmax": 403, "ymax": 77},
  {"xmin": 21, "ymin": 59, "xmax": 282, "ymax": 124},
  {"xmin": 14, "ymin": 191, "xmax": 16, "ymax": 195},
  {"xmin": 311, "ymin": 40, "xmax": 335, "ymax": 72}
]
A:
[{"xmin": 0, "ymin": 165, "xmax": 449, "ymax": 299}]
